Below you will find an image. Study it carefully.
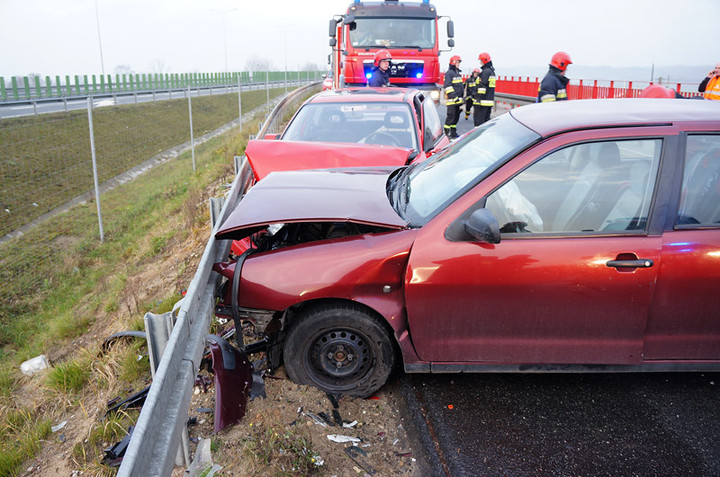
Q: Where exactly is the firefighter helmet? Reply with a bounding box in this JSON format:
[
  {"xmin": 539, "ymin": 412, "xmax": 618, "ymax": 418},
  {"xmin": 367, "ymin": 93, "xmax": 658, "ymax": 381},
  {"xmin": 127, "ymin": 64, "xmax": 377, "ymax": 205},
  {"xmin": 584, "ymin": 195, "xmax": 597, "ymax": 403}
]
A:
[
  {"xmin": 478, "ymin": 52, "xmax": 491, "ymax": 64},
  {"xmin": 472, "ymin": 68, "xmax": 481, "ymax": 74},
  {"xmin": 550, "ymin": 51, "xmax": 572, "ymax": 71},
  {"xmin": 374, "ymin": 49, "xmax": 392, "ymax": 67},
  {"xmin": 450, "ymin": 55, "xmax": 462, "ymax": 65}
]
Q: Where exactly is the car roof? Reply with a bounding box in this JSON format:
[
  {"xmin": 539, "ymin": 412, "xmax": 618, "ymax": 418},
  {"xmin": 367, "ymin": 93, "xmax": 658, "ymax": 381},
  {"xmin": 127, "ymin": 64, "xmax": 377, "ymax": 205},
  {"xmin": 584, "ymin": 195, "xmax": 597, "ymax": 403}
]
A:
[
  {"xmin": 307, "ymin": 87, "xmax": 419, "ymax": 105},
  {"xmin": 510, "ymin": 98, "xmax": 720, "ymax": 137}
]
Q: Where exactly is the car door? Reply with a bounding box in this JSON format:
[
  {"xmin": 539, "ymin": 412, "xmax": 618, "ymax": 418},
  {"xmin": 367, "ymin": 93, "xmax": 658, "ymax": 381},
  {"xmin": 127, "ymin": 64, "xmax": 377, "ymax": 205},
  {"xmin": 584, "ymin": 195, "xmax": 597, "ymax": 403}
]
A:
[
  {"xmin": 404, "ymin": 129, "xmax": 671, "ymax": 365},
  {"xmin": 645, "ymin": 132, "xmax": 720, "ymax": 360}
]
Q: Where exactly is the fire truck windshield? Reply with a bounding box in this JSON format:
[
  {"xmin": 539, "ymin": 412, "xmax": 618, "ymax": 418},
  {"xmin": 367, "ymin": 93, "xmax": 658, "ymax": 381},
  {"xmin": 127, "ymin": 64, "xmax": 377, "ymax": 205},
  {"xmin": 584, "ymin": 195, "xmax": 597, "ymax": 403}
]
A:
[{"xmin": 349, "ymin": 18, "xmax": 435, "ymax": 49}]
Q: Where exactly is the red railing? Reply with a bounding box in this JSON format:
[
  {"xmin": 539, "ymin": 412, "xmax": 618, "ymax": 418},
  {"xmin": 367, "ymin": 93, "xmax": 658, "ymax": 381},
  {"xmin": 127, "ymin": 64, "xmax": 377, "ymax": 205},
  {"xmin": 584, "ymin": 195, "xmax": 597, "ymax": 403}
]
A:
[{"xmin": 494, "ymin": 76, "xmax": 704, "ymax": 101}]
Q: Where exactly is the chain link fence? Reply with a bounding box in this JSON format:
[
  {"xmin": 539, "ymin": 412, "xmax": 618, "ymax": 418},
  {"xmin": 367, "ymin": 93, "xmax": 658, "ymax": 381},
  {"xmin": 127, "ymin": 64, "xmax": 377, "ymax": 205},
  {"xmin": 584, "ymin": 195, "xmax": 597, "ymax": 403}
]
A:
[{"xmin": 0, "ymin": 82, "xmax": 317, "ymax": 334}]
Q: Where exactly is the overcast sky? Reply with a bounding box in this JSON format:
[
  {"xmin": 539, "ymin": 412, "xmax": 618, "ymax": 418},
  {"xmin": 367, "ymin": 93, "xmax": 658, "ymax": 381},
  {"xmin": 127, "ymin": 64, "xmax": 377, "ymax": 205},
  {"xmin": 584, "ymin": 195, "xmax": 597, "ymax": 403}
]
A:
[{"xmin": 2, "ymin": 0, "xmax": 718, "ymax": 81}]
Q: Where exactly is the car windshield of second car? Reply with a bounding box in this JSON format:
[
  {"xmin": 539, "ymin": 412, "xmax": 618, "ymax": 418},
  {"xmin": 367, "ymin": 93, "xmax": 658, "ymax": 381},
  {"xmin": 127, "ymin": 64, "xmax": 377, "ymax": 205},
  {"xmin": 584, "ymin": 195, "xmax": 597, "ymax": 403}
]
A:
[
  {"xmin": 282, "ymin": 102, "xmax": 419, "ymax": 150},
  {"xmin": 395, "ymin": 114, "xmax": 539, "ymax": 225}
]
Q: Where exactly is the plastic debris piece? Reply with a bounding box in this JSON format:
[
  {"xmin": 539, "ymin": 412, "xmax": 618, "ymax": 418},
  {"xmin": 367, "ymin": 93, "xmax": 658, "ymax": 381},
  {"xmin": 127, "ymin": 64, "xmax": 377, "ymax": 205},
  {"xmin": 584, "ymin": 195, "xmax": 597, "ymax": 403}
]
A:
[
  {"xmin": 51, "ymin": 420, "xmax": 68, "ymax": 433},
  {"xmin": 327, "ymin": 434, "xmax": 361, "ymax": 444},
  {"xmin": 186, "ymin": 438, "xmax": 224, "ymax": 477},
  {"xmin": 101, "ymin": 331, "xmax": 146, "ymax": 353},
  {"xmin": 106, "ymin": 387, "xmax": 149, "ymax": 416},
  {"xmin": 367, "ymin": 395, "xmax": 380, "ymax": 400},
  {"xmin": 306, "ymin": 412, "xmax": 328, "ymax": 427},
  {"xmin": 20, "ymin": 355, "xmax": 49, "ymax": 376},
  {"xmin": 250, "ymin": 371, "xmax": 266, "ymax": 400},
  {"xmin": 343, "ymin": 420, "xmax": 358, "ymax": 428},
  {"xmin": 344, "ymin": 445, "xmax": 376, "ymax": 474},
  {"xmin": 317, "ymin": 412, "xmax": 334, "ymax": 427},
  {"xmin": 102, "ymin": 426, "xmax": 134, "ymax": 467},
  {"xmin": 197, "ymin": 407, "xmax": 213, "ymax": 414},
  {"xmin": 447, "ymin": 404, "xmax": 454, "ymax": 410}
]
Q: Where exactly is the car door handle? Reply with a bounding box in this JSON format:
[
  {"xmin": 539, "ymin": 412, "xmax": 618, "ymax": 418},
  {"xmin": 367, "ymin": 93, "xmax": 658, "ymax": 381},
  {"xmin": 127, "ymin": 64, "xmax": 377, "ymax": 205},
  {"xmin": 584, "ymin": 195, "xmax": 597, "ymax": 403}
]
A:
[{"xmin": 606, "ymin": 259, "xmax": 654, "ymax": 269}]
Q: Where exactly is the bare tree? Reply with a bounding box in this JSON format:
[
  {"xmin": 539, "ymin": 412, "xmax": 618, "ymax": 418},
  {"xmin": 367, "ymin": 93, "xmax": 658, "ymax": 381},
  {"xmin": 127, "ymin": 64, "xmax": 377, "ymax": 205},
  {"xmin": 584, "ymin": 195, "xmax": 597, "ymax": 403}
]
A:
[
  {"xmin": 245, "ymin": 56, "xmax": 274, "ymax": 72},
  {"xmin": 150, "ymin": 59, "xmax": 167, "ymax": 74},
  {"xmin": 301, "ymin": 62, "xmax": 321, "ymax": 72},
  {"xmin": 114, "ymin": 65, "xmax": 134, "ymax": 75}
]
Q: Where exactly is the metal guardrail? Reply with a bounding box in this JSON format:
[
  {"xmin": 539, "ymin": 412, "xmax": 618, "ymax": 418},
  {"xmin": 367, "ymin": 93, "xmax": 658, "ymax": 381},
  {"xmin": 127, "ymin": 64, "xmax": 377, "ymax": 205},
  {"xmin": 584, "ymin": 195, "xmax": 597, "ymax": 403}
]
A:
[{"xmin": 117, "ymin": 83, "xmax": 319, "ymax": 476}]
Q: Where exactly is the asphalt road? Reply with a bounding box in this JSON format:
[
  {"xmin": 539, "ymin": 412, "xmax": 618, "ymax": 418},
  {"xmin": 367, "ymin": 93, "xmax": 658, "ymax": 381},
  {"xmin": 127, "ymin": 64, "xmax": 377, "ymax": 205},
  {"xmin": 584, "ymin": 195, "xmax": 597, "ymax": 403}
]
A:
[{"xmin": 399, "ymin": 372, "xmax": 720, "ymax": 476}]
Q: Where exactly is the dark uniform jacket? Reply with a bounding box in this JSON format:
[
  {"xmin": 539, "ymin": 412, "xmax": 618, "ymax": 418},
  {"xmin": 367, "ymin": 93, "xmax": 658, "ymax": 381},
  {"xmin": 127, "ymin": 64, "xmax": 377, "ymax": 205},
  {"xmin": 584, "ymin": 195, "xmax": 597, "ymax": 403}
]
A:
[
  {"xmin": 476, "ymin": 62, "xmax": 497, "ymax": 107},
  {"xmin": 537, "ymin": 66, "xmax": 570, "ymax": 102},
  {"xmin": 464, "ymin": 74, "xmax": 479, "ymax": 99},
  {"xmin": 444, "ymin": 65, "xmax": 464, "ymax": 105},
  {"xmin": 368, "ymin": 67, "xmax": 390, "ymax": 87}
]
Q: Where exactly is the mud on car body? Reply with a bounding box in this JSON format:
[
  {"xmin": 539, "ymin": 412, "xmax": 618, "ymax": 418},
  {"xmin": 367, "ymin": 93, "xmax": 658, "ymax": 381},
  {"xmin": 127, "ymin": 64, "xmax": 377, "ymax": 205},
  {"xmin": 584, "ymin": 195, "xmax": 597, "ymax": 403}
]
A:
[{"xmin": 215, "ymin": 99, "xmax": 720, "ymax": 398}]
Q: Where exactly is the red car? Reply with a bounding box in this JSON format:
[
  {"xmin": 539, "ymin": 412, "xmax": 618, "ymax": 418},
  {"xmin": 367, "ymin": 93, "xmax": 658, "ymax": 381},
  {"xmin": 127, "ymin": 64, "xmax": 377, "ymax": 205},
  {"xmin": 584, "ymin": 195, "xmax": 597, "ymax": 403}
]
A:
[
  {"xmin": 215, "ymin": 98, "xmax": 720, "ymax": 397},
  {"xmin": 245, "ymin": 87, "xmax": 450, "ymax": 181}
]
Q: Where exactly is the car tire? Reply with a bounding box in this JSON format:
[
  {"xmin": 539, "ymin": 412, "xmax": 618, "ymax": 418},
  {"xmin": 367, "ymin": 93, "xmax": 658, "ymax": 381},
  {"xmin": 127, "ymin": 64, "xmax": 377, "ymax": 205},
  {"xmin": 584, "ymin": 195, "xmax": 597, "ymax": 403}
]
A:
[{"xmin": 283, "ymin": 303, "xmax": 396, "ymax": 398}]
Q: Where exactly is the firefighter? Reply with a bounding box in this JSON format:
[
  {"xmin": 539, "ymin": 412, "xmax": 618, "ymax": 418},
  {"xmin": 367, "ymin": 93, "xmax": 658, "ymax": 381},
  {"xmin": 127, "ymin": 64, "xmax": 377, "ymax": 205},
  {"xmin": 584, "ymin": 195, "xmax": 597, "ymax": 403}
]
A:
[
  {"xmin": 698, "ymin": 62, "xmax": 720, "ymax": 100},
  {"xmin": 537, "ymin": 51, "xmax": 572, "ymax": 103},
  {"xmin": 443, "ymin": 55, "xmax": 463, "ymax": 138},
  {"xmin": 464, "ymin": 68, "xmax": 480, "ymax": 120},
  {"xmin": 475, "ymin": 52, "xmax": 496, "ymax": 126},
  {"xmin": 368, "ymin": 49, "xmax": 392, "ymax": 87}
]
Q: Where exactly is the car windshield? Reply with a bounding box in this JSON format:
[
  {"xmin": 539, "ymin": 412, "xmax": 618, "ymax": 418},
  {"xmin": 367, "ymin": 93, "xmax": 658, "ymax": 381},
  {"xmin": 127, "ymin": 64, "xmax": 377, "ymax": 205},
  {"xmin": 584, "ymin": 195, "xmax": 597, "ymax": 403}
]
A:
[
  {"xmin": 349, "ymin": 18, "xmax": 435, "ymax": 49},
  {"xmin": 393, "ymin": 114, "xmax": 540, "ymax": 225},
  {"xmin": 281, "ymin": 101, "xmax": 419, "ymax": 150}
]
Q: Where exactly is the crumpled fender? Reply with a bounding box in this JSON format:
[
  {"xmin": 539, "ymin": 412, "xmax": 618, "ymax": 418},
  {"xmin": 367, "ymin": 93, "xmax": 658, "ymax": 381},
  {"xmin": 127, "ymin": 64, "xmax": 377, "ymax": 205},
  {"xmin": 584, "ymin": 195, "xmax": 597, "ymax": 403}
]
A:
[{"xmin": 206, "ymin": 335, "xmax": 253, "ymax": 432}]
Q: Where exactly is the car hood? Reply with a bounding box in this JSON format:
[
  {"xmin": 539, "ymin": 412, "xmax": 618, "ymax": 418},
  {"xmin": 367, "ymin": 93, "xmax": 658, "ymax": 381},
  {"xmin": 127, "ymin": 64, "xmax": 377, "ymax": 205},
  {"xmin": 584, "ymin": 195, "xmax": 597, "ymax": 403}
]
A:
[
  {"xmin": 215, "ymin": 167, "xmax": 408, "ymax": 240},
  {"xmin": 245, "ymin": 139, "xmax": 414, "ymax": 180}
]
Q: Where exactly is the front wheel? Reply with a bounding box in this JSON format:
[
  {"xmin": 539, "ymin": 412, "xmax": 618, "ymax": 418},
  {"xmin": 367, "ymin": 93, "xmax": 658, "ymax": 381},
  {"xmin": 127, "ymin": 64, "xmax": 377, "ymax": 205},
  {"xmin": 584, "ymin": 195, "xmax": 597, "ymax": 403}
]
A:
[{"xmin": 283, "ymin": 304, "xmax": 396, "ymax": 397}]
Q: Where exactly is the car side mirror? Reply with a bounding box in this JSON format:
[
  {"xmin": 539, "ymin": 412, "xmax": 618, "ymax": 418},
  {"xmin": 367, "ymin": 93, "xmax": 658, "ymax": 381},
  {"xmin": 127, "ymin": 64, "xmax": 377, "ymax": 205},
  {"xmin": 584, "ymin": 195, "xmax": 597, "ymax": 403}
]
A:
[
  {"xmin": 263, "ymin": 133, "xmax": 279, "ymax": 140},
  {"xmin": 464, "ymin": 208, "xmax": 500, "ymax": 244}
]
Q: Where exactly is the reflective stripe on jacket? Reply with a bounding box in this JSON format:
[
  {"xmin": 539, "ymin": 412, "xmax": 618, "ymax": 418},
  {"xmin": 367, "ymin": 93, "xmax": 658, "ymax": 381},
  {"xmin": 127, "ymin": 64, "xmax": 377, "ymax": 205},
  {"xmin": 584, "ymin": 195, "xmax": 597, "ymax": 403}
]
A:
[
  {"xmin": 444, "ymin": 65, "xmax": 464, "ymax": 105},
  {"xmin": 537, "ymin": 66, "xmax": 570, "ymax": 102},
  {"xmin": 475, "ymin": 62, "xmax": 496, "ymax": 107},
  {"xmin": 700, "ymin": 76, "xmax": 720, "ymax": 100}
]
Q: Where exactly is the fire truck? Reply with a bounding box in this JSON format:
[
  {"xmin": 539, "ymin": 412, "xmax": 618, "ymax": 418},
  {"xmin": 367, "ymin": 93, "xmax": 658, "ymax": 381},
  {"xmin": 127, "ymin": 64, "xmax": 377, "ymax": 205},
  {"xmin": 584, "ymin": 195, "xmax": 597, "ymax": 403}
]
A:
[{"xmin": 328, "ymin": 0, "xmax": 454, "ymax": 100}]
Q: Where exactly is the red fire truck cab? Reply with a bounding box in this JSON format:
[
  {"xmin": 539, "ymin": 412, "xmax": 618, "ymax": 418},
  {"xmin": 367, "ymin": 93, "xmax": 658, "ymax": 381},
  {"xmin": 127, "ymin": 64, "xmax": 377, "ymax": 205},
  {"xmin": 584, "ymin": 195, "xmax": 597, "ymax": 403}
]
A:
[{"xmin": 329, "ymin": 0, "xmax": 454, "ymax": 101}]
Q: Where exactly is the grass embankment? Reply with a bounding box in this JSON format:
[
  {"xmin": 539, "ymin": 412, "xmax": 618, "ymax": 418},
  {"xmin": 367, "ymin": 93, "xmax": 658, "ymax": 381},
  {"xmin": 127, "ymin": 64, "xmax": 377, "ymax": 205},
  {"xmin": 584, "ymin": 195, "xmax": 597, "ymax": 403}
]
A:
[
  {"xmin": 0, "ymin": 88, "xmax": 284, "ymax": 343},
  {"xmin": 0, "ymin": 88, "xmax": 279, "ymax": 238},
  {"xmin": 0, "ymin": 91, "xmax": 281, "ymax": 475}
]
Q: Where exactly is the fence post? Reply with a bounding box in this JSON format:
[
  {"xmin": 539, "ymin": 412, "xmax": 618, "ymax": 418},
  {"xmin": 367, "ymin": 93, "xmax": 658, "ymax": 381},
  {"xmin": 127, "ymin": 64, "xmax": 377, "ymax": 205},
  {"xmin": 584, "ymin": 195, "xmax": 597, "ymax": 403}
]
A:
[
  {"xmin": 86, "ymin": 97, "xmax": 105, "ymax": 242},
  {"xmin": 188, "ymin": 86, "xmax": 196, "ymax": 172},
  {"xmin": 238, "ymin": 77, "xmax": 243, "ymax": 128},
  {"xmin": 0, "ymin": 77, "xmax": 6, "ymax": 101},
  {"xmin": 23, "ymin": 77, "xmax": 31, "ymax": 99},
  {"xmin": 266, "ymin": 73, "xmax": 270, "ymax": 114}
]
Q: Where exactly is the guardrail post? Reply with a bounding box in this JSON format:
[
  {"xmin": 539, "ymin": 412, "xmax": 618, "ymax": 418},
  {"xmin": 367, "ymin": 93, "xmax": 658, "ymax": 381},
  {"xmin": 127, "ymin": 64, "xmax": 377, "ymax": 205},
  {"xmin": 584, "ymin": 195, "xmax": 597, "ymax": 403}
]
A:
[
  {"xmin": 145, "ymin": 311, "xmax": 191, "ymax": 467},
  {"xmin": 0, "ymin": 77, "xmax": 6, "ymax": 101}
]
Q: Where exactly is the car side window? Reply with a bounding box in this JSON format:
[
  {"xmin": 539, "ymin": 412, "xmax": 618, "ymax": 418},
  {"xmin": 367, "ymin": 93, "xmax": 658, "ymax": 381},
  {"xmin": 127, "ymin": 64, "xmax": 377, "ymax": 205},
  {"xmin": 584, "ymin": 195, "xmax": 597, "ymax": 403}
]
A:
[
  {"xmin": 677, "ymin": 135, "xmax": 720, "ymax": 227},
  {"xmin": 485, "ymin": 139, "xmax": 662, "ymax": 234},
  {"xmin": 421, "ymin": 98, "xmax": 443, "ymax": 149}
]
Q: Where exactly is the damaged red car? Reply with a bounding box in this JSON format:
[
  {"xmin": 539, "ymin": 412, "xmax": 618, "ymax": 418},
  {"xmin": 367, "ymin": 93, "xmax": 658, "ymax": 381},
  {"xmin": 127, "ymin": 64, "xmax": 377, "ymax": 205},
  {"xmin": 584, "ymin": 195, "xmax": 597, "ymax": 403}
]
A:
[
  {"xmin": 214, "ymin": 98, "xmax": 720, "ymax": 397},
  {"xmin": 245, "ymin": 87, "xmax": 449, "ymax": 181}
]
